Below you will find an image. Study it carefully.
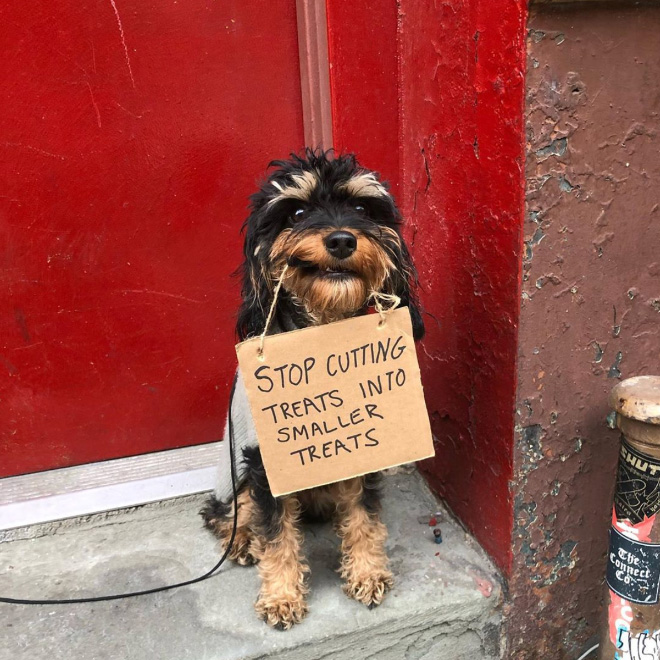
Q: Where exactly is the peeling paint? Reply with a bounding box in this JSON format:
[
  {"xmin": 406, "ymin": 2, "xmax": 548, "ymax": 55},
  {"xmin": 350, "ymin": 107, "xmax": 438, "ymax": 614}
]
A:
[
  {"xmin": 607, "ymin": 411, "xmax": 617, "ymax": 429},
  {"xmin": 612, "ymin": 306, "xmax": 622, "ymax": 338},
  {"xmin": 536, "ymin": 541, "xmax": 578, "ymax": 586},
  {"xmin": 558, "ymin": 175, "xmax": 577, "ymax": 193},
  {"xmin": 607, "ymin": 351, "xmax": 623, "ymax": 379},
  {"xmin": 519, "ymin": 424, "xmax": 544, "ymax": 475},
  {"xmin": 592, "ymin": 341, "xmax": 604, "ymax": 363},
  {"xmin": 535, "ymin": 137, "xmax": 567, "ymax": 159},
  {"xmin": 529, "ymin": 29, "xmax": 546, "ymax": 43}
]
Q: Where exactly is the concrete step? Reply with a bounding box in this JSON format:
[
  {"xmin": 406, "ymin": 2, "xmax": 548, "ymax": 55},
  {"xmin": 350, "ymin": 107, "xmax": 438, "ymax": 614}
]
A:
[{"xmin": 0, "ymin": 471, "xmax": 502, "ymax": 660}]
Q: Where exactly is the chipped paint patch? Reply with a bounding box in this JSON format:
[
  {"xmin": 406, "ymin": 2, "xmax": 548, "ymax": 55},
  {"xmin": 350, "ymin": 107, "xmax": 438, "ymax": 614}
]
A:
[
  {"xmin": 535, "ymin": 137, "xmax": 567, "ymax": 160},
  {"xmin": 592, "ymin": 341, "xmax": 604, "ymax": 363},
  {"xmin": 558, "ymin": 175, "xmax": 577, "ymax": 193},
  {"xmin": 608, "ymin": 351, "xmax": 623, "ymax": 379}
]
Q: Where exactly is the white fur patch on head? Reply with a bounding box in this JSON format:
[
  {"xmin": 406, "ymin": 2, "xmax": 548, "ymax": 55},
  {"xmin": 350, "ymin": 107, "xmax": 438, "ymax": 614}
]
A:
[
  {"xmin": 337, "ymin": 172, "xmax": 389, "ymax": 199},
  {"xmin": 268, "ymin": 170, "xmax": 319, "ymax": 207}
]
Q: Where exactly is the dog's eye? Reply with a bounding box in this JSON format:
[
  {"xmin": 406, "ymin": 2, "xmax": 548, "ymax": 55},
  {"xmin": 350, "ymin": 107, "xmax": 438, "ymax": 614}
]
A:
[
  {"xmin": 354, "ymin": 205, "xmax": 365, "ymax": 213},
  {"xmin": 293, "ymin": 208, "xmax": 305, "ymax": 219}
]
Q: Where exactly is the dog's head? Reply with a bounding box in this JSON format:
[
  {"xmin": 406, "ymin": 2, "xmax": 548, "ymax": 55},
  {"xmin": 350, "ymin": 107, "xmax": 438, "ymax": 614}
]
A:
[{"xmin": 236, "ymin": 149, "xmax": 424, "ymax": 340}]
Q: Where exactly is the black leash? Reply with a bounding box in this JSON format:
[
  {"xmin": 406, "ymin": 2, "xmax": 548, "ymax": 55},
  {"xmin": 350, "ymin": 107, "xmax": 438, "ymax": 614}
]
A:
[{"xmin": 0, "ymin": 376, "xmax": 240, "ymax": 605}]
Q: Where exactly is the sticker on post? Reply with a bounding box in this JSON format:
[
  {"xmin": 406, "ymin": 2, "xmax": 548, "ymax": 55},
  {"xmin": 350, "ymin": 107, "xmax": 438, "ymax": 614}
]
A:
[
  {"xmin": 607, "ymin": 526, "xmax": 660, "ymax": 605},
  {"xmin": 235, "ymin": 307, "xmax": 435, "ymax": 496},
  {"xmin": 615, "ymin": 439, "xmax": 660, "ymax": 524}
]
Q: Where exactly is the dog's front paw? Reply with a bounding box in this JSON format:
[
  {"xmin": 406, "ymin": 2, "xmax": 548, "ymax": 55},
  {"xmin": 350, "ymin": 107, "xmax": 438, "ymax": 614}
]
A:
[
  {"xmin": 255, "ymin": 595, "xmax": 308, "ymax": 630},
  {"xmin": 343, "ymin": 572, "xmax": 393, "ymax": 609}
]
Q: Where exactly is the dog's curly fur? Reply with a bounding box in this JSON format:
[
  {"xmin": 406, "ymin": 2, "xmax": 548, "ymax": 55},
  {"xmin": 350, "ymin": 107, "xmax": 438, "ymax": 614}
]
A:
[{"xmin": 201, "ymin": 149, "xmax": 424, "ymax": 630}]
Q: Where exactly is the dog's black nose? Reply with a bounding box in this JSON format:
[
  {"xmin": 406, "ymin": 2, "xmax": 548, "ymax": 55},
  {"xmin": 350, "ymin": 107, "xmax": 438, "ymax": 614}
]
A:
[{"xmin": 324, "ymin": 231, "xmax": 357, "ymax": 259}]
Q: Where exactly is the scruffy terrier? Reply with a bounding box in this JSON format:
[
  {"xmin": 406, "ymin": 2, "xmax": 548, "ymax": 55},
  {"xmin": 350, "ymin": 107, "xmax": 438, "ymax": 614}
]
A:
[{"xmin": 201, "ymin": 149, "xmax": 424, "ymax": 630}]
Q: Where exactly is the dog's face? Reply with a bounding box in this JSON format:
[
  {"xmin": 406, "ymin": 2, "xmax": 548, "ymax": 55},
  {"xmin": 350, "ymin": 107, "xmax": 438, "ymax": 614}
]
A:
[{"xmin": 237, "ymin": 150, "xmax": 424, "ymax": 340}]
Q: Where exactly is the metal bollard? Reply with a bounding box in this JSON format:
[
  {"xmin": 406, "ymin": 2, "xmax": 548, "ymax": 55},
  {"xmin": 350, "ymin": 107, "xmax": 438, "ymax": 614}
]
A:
[{"xmin": 600, "ymin": 376, "xmax": 660, "ymax": 660}]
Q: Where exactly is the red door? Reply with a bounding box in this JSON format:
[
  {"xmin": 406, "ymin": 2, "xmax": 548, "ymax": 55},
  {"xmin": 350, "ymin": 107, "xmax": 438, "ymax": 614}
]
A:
[{"xmin": 1, "ymin": 1, "xmax": 303, "ymax": 477}]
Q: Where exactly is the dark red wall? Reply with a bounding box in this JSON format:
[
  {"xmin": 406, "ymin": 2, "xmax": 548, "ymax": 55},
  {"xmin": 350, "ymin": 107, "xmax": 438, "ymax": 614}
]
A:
[
  {"xmin": 506, "ymin": 4, "xmax": 660, "ymax": 658},
  {"xmin": 0, "ymin": 1, "xmax": 303, "ymax": 476},
  {"xmin": 398, "ymin": 0, "xmax": 528, "ymax": 574}
]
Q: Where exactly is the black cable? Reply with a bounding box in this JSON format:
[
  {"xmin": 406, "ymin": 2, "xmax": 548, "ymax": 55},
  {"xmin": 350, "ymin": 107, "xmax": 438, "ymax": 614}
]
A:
[{"xmin": 0, "ymin": 375, "xmax": 240, "ymax": 605}]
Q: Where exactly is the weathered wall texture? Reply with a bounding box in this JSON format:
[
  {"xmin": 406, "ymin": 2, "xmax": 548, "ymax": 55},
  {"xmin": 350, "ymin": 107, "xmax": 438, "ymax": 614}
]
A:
[{"xmin": 506, "ymin": 4, "xmax": 660, "ymax": 658}]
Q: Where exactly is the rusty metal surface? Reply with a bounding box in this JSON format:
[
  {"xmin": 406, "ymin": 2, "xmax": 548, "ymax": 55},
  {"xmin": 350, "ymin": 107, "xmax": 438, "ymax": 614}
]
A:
[
  {"xmin": 506, "ymin": 4, "xmax": 660, "ymax": 658},
  {"xmin": 611, "ymin": 375, "xmax": 660, "ymax": 424}
]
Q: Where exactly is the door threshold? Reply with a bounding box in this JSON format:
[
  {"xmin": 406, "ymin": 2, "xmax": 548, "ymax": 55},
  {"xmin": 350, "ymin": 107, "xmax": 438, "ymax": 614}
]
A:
[{"xmin": 0, "ymin": 443, "xmax": 221, "ymax": 532}]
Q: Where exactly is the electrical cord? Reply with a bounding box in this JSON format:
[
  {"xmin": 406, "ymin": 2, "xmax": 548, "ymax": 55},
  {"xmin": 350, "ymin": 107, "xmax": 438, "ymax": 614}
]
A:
[
  {"xmin": 0, "ymin": 375, "xmax": 240, "ymax": 606},
  {"xmin": 575, "ymin": 643, "xmax": 599, "ymax": 660}
]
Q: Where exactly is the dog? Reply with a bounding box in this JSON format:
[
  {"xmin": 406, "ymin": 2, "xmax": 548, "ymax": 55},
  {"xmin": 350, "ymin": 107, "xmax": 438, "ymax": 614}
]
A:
[{"xmin": 201, "ymin": 149, "xmax": 424, "ymax": 630}]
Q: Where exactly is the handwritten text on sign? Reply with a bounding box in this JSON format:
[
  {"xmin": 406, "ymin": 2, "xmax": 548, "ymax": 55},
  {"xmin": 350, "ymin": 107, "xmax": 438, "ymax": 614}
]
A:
[{"xmin": 236, "ymin": 307, "xmax": 434, "ymax": 496}]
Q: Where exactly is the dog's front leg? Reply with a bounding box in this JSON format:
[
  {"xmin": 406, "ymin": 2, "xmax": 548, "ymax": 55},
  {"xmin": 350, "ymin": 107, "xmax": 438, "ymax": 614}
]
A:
[
  {"xmin": 334, "ymin": 476, "xmax": 393, "ymax": 608},
  {"xmin": 245, "ymin": 447, "xmax": 309, "ymax": 629},
  {"xmin": 254, "ymin": 495, "xmax": 309, "ymax": 630}
]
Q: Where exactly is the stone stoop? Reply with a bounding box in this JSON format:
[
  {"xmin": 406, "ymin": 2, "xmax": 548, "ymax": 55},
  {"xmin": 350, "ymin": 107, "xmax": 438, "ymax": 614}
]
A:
[{"xmin": 0, "ymin": 471, "xmax": 502, "ymax": 660}]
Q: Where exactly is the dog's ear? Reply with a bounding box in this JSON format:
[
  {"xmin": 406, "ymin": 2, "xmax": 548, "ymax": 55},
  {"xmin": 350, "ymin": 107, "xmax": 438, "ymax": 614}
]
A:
[
  {"xmin": 390, "ymin": 236, "xmax": 425, "ymax": 342},
  {"xmin": 236, "ymin": 203, "xmax": 272, "ymax": 341},
  {"xmin": 408, "ymin": 300, "xmax": 426, "ymax": 342},
  {"xmin": 353, "ymin": 174, "xmax": 425, "ymax": 341}
]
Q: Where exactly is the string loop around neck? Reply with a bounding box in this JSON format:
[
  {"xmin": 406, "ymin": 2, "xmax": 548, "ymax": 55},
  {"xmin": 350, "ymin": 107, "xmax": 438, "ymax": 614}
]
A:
[
  {"xmin": 257, "ymin": 264, "xmax": 289, "ymax": 359},
  {"xmin": 256, "ymin": 273, "xmax": 400, "ymax": 359}
]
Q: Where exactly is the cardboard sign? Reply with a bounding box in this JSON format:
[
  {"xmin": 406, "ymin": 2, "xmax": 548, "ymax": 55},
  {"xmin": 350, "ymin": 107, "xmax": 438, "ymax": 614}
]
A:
[{"xmin": 235, "ymin": 307, "xmax": 434, "ymax": 496}]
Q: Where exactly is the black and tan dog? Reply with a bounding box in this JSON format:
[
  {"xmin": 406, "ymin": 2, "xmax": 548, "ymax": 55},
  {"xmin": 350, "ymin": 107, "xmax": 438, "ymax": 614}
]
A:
[{"xmin": 201, "ymin": 149, "xmax": 424, "ymax": 630}]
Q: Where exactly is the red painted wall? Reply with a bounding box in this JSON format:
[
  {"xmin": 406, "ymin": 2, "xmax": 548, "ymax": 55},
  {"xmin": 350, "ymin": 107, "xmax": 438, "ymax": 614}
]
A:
[
  {"xmin": 329, "ymin": 0, "xmax": 527, "ymax": 573},
  {"xmin": 0, "ymin": 1, "xmax": 303, "ymax": 477},
  {"xmin": 398, "ymin": 0, "xmax": 527, "ymax": 574}
]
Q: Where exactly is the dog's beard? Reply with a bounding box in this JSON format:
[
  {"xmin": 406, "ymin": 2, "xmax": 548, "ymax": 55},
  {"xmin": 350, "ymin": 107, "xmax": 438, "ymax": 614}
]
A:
[{"xmin": 270, "ymin": 228, "xmax": 394, "ymax": 324}]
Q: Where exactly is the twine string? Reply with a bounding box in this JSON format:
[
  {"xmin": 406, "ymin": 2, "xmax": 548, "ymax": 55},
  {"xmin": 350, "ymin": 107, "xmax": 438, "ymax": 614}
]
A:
[
  {"xmin": 257, "ymin": 264, "xmax": 289, "ymax": 359},
  {"xmin": 369, "ymin": 290, "xmax": 401, "ymax": 325}
]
